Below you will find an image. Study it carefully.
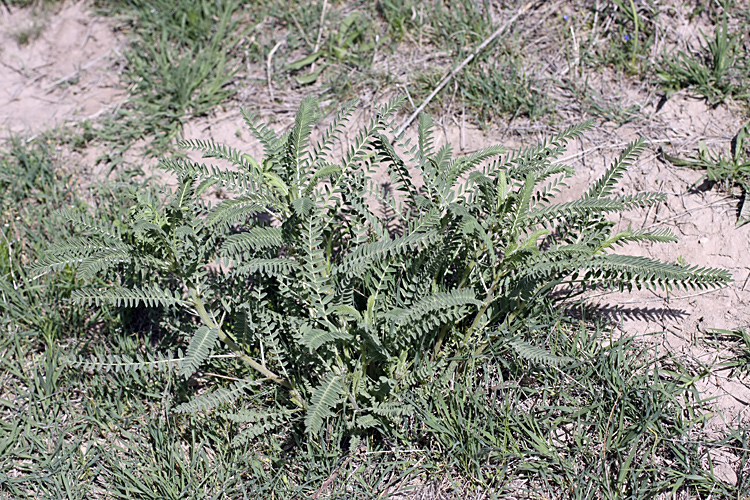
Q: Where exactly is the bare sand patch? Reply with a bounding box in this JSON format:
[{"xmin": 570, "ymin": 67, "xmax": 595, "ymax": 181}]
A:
[{"xmin": 0, "ymin": 0, "xmax": 125, "ymax": 138}]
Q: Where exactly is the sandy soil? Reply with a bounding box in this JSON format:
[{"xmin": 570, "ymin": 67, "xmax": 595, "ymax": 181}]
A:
[{"xmin": 0, "ymin": 1, "xmax": 125, "ymax": 138}]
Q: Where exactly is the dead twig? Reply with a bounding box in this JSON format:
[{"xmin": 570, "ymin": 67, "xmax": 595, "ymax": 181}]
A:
[
  {"xmin": 44, "ymin": 51, "xmax": 112, "ymax": 93},
  {"xmin": 394, "ymin": 0, "xmax": 537, "ymax": 139},
  {"xmin": 641, "ymin": 197, "xmax": 735, "ymax": 231},
  {"xmin": 311, "ymin": 453, "xmax": 356, "ymax": 499},
  {"xmin": 310, "ymin": 0, "xmax": 327, "ymax": 74},
  {"xmin": 266, "ymin": 40, "xmax": 285, "ymax": 101},
  {"xmin": 81, "ymin": 18, "xmax": 96, "ymax": 50}
]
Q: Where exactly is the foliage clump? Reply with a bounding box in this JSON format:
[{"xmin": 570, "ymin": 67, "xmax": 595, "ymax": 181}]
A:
[
  {"xmin": 658, "ymin": 15, "xmax": 748, "ymax": 105},
  {"xmin": 34, "ymin": 98, "xmax": 731, "ymax": 443},
  {"xmin": 662, "ymin": 121, "xmax": 750, "ymax": 226}
]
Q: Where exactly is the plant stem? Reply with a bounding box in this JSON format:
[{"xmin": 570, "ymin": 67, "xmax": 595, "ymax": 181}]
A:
[
  {"xmin": 461, "ymin": 275, "xmax": 501, "ymax": 349},
  {"xmin": 188, "ymin": 287, "xmax": 292, "ymax": 389},
  {"xmin": 629, "ymin": 0, "xmax": 639, "ymax": 69}
]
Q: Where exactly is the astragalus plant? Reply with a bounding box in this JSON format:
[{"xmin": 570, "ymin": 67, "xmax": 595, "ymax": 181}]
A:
[{"xmin": 34, "ymin": 97, "xmax": 730, "ymax": 444}]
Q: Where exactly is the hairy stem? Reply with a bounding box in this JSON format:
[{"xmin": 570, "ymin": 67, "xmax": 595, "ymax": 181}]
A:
[{"xmin": 188, "ymin": 287, "xmax": 292, "ymax": 389}]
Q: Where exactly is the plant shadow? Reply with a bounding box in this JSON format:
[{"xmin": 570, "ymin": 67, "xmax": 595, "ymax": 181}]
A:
[{"xmin": 565, "ymin": 301, "xmax": 689, "ymax": 327}]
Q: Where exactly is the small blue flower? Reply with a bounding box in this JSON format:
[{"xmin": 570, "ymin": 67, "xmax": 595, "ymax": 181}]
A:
[
  {"xmin": 563, "ymin": 14, "xmax": 569, "ymax": 21},
  {"xmin": 624, "ymin": 34, "xmax": 631, "ymax": 41}
]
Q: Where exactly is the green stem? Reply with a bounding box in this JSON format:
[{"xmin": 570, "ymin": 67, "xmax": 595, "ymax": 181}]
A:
[
  {"xmin": 629, "ymin": 0, "xmax": 639, "ymax": 69},
  {"xmin": 188, "ymin": 287, "xmax": 292, "ymax": 390},
  {"xmin": 441, "ymin": 248, "xmax": 484, "ymax": 357},
  {"xmin": 432, "ymin": 322, "xmax": 452, "ymax": 359},
  {"xmin": 460, "ymin": 276, "xmax": 501, "ymax": 349}
]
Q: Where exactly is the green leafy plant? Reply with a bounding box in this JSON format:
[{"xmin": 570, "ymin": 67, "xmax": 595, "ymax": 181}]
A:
[
  {"xmin": 428, "ymin": 0, "xmax": 493, "ymax": 56},
  {"xmin": 34, "ymin": 98, "xmax": 731, "ymax": 443},
  {"xmin": 0, "ymin": 137, "xmax": 104, "ymax": 342},
  {"xmin": 460, "ymin": 60, "xmax": 550, "ymax": 127},
  {"xmin": 96, "ymin": 0, "xmax": 245, "ymax": 155},
  {"xmin": 709, "ymin": 328, "xmax": 750, "ymax": 378},
  {"xmin": 661, "ymin": 122, "xmax": 750, "ymax": 226},
  {"xmin": 581, "ymin": 0, "xmax": 658, "ymax": 74},
  {"xmin": 658, "ymin": 15, "xmax": 747, "ymax": 105},
  {"xmin": 284, "ymin": 10, "xmax": 375, "ymax": 86}
]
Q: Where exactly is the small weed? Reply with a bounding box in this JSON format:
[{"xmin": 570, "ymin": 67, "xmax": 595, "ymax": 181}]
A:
[
  {"xmin": 661, "ymin": 122, "xmax": 750, "ymax": 226},
  {"xmin": 253, "ymin": 0, "xmax": 382, "ymax": 101},
  {"xmin": 267, "ymin": 0, "xmax": 496, "ymax": 101},
  {"xmin": 583, "ymin": 0, "xmax": 658, "ymax": 74},
  {"xmin": 414, "ymin": 58, "xmax": 549, "ymax": 126},
  {"xmin": 658, "ymin": 15, "xmax": 748, "ymax": 105},
  {"xmin": 427, "ymin": 0, "xmax": 494, "ymax": 57},
  {"xmin": 709, "ymin": 328, "xmax": 750, "ymax": 378},
  {"xmin": 95, "ymin": 0, "xmax": 246, "ymax": 156},
  {"xmin": 283, "ymin": 10, "xmax": 376, "ymax": 86},
  {"xmin": 461, "ymin": 60, "xmax": 550, "ymax": 127},
  {"xmin": 12, "ymin": 22, "xmax": 44, "ymax": 46},
  {"xmin": 565, "ymin": 78, "xmax": 642, "ymax": 125},
  {"xmin": 375, "ymin": 0, "xmax": 421, "ymax": 43}
]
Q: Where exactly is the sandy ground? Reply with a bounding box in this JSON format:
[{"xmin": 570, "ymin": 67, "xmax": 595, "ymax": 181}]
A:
[
  {"xmin": 1, "ymin": 0, "xmax": 748, "ymax": 475},
  {"xmin": 0, "ymin": 1, "xmax": 125, "ymax": 138}
]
